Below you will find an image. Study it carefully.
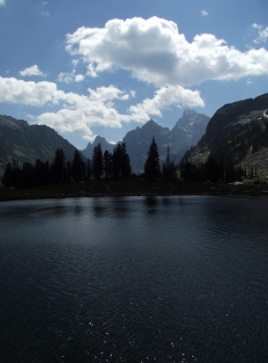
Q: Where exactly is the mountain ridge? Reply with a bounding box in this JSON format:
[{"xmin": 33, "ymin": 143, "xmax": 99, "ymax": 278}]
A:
[
  {"xmin": 0, "ymin": 115, "xmax": 82, "ymax": 175},
  {"xmin": 182, "ymin": 93, "xmax": 268, "ymax": 173},
  {"xmin": 82, "ymin": 110, "xmax": 210, "ymax": 173}
]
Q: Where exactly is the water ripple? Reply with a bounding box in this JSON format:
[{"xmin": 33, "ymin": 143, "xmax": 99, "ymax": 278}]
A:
[{"xmin": 0, "ymin": 196, "xmax": 268, "ymax": 362}]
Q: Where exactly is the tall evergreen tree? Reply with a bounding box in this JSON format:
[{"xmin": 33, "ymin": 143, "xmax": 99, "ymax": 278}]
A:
[
  {"xmin": 2, "ymin": 162, "xmax": 14, "ymax": 188},
  {"xmin": 121, "ymin": 143, "xmax": 131, "ymax": 178},
  {"xmin": 103, "ymin": 150, "xmax": 113, "ymax": 179},
  {"xmin": 34, "ymin": 159, "xmax": 50, "ymax": 186},
  {"xmin": 51, "ymin": 148, "xmax": 66, "ymax": 184},
  {"xmin": 144, "ymin": 138, "xmax": 161, "ymax": 181},
  {"xmin": 72, "ymin": 149, "xmax": 85, "ymax": 183},
  {"xmin": 112, "ymin": 143, "xmax": 131, "ymax": 179},
  {"xmin": 162, "ymin": 146, "xmax": 176, "ymax": 181},
  {"xmin": 92, "ymin": 143, "xmax": 103, "ymax": 180},
  {"xmin": 112, "ymin": 144, "xmax": 122, "ymax": 178},
  {"xmin": 86, "ymin": 159, "xmax": 92, "ymax": 182}
]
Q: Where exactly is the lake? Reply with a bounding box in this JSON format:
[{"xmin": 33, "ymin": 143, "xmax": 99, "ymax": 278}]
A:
[{"xmin": 0, "ymin": 196, "xmax": 267, "ymax": 362}]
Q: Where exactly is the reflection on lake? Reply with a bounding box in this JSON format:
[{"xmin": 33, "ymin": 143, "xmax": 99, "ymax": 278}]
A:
[{"xmin": 0, "ymin": 196, "xmax": 267, "ymax": 362}]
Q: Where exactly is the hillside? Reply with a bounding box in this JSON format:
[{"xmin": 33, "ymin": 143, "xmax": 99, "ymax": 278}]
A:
[
  {"xmin": 183, "ymin": 93, "xmax": 268, "ymax": 173},
  {"xmin": 0, "ymin": 115, "xmax": 80, "ymax": 176}
]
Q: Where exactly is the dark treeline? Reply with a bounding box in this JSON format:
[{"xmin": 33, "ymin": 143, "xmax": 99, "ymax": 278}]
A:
[
  {"xmin": 1, "ymin": 148, "xmax": 89, "ymax": 189},
  {"xmin": 3, "ymin": 138, "xmax": 248, "ymax": 189},
  {"xmin": 1, "ymin": 143, "xmax": 132, "ymax": 189},
  {"xmin": 180, "ymin": 155, "xmax": 246, "ymax": 184},
  {"xmin": 1, "ymin": 138, "xmax": 178, "ymax": 189}
]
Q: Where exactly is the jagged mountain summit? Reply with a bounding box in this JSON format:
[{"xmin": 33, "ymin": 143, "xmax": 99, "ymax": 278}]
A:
[
  {"xmin": 82, "ymin": 110, "xmax": 209, "ymax": 173},
  {"xmin": 122, "ymin": 119, "xmax": 174, "ymax": 173},
  {"xmin": 0, "ymin": 109, "xmax": 209, "ymax": 177},
  {"xmin": 82, "ymin": 135, "xmax": 115, "ymax": 159},
  {"xmin": 183, "ymin": 93, "xmax": 268, "ymax": 172},
  {"xmin": 171, "ymin": 109, "xmax": 210, "ymax": 149},
  {"xmin": 0, "ymin": 115, "xmax": 81, "ymax": 175}
]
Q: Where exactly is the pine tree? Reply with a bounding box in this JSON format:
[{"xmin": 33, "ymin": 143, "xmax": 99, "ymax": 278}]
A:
[
  {"xmin": 86, "ymin": 159, "xmax": 92, "ymax": 182},
  {"xmin": 112, "ymin": 144, "xmax": 122, "ymax": 178},
  {"xmin": 112, "ymin": 143, "xmax": 131, "ymax": 179},
  {"xmin": 144, "ymin": 138, "xmax": 161, "ymax": 181},
  {"xmin": 72, "ymin": 149, "xmax": 85, "ymax": 183},
  {"xmin": 121, "ymin": 143, "xmax": 131, "ymax": 178},
  {"xmin": 2, "ymin": 163, "xmax": 14, "ymax": 187},
  {"xmin": 92, "ymin": 143, "xmax": 103, "ymax": 180},
  {"xmin": 162, "ymin": 146, "xmax": 176, "ymax": 181},
  {"xmin": 51, "ymin": 148, "xmax": 66, "ymax": 184},
  {"xmin": 104, "ymin": 150, "xmax": 113, "ymax": 179}
]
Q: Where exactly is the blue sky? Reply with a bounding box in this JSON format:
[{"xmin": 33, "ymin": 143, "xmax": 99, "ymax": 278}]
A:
[{"xmin": 0, "ymin": 0, "xmax": 268, "ymax": 149}]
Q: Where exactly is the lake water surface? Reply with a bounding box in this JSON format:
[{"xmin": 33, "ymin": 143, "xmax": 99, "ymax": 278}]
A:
[{"xmin": 0, "ymin": 196, "xmax": 267, "ymax": 362}]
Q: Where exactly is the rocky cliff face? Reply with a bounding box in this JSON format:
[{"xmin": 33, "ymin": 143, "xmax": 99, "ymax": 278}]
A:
[
  {"xmin": 82, "ymin": 135, "xmax": 115, "ymax": 159},
  {"xmin": 126, "ymin": 112, "xmax": 209, "ymax": 173},
  {"xmin": 183, "ymin": 93, "xmax": 268, "ymax": 172},
  {"xmin": 172, "ymin": 109, "xmax": 210, "ymax": 148},
  {"xmin": 123, "ymin": 120, "xmax": 175, "ymax": 173},
  {"xmin": 201, "ymin": 93, "xmax": 268, "ymax": 146},
  {"xmin": 82, "ymin": 111, "xmax": 209, "ymax": 173},
  {"xmin": 0, "ymin": 115, "xmax": 80, "ymax": 176}
]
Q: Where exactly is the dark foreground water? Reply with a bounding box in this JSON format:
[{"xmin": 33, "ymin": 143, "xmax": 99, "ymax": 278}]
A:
[{"xmin": 0, "ymin": 196, "xmax": 267, "ymax": 363}]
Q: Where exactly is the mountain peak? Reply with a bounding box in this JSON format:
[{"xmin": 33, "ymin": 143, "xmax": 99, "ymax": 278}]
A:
[{"xmin": 182, "ymin": 109, "xmax": 197, "ymax": 116}]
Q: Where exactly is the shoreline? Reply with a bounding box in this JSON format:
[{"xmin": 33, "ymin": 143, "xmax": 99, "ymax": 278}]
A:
[{"xmin": 1, "ymin": 181, "xmax": 267, "ymax": 202}]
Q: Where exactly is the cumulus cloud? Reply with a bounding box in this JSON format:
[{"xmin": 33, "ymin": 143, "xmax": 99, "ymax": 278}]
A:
[
  {"xmin": 0, "ymin": 0, "xmax": 6, "ymax": 7},
  {"xmin": 66, "ymin": 16, "xmax": 268, "ymax": 87},
  {"xmin": 3, "ymin": 16, "xmax": 268, "ymax": 142},
  {"xmin": 201, "ymin": 10, "xmax": 208, "ymax": 16},
  {"xmin": 58, "ymin": 70, "xmax": 84, "ymax": 83},
  {"xmin": 252, "ymin": 23, "xmax": 268, "ymax": 44},
  {"xmin": 0, "ymin": 77, "xmax": 59, "ymax": 106},
  {"xmin": 129, "ymin": 86, "xmax": 204, "ymax": 121},
  {"xmin": 36, "ymin": 86, "xmax": 135, "ymax": 141},
  {"xmin": 20, "ymin": 65, "xmax": 46, "ymax": 77},
  {"xmin": 0, "ymin": 76, "xmax": 137, "ymax": 140},
  {"xmin": 0, "ymin": 74, "xmax": 202, "ymax": 141}
]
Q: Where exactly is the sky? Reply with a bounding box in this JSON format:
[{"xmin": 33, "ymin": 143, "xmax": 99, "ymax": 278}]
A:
[{"xmin": 0, "ymin": 0, "xmax": 268, "ymax": 149}]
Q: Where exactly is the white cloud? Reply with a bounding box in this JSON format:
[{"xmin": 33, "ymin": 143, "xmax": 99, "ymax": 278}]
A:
[
  {"xmin": 58, "ymin": 70, "xmax": 84, "ymax": 83},
  {"xmin": 72, "ymin": 59, "xmax": 79, "ymax": 68},
  {"xmin": 0, "ymin": 76, "xmax": 136, "ymax": 141},
  {"xmin": 58, "ymin": 72, "xmax": 74, "ymax": 84},
  {"xmin": 0, "ymin": 75, "xmax": 202, "ymax": 141},
  {"xmin": 0, "ymin": 0, "xmax": 6, "ymax": 7},
  {"xmin": 3, "ymin": 17, "xmax": 268, "ymax": 142},
  {"xmin": 252, "ymin": 23, "xmax": 268, "ymax": 44},
  {"xmin": 201, "ymin": 10, "xmax": 208, "ymax": 16},
  {"xmin": 0, "ymin": 77, "xmax": 59, "ymax": 106},
  {"xmin": 129, "ymin": 86, "xmax": 204, "ymax": 121},
  {"xmin": 75, "ymin": 74, "xmax": 84, "ymax": 82},
  {"xmin": 20, "ymin": 65, "xmax": 46, "ymax": 77},
  {"xmin": 36, "ymin": 86, "xmax": 133, "ymax": 141},
  {"xmin": 66, "ymin": 16, "xmax": 268, "ymax": 87}
]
